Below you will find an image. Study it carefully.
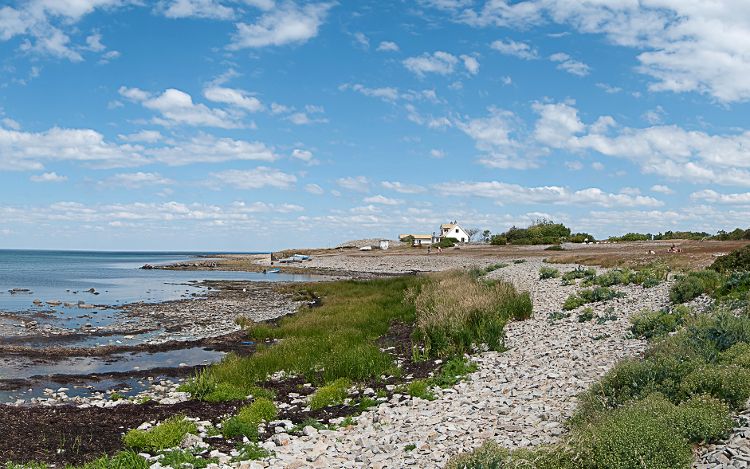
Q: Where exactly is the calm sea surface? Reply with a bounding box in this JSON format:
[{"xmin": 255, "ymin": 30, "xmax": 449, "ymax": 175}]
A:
[{"xmin": 0, "ymin": 249, "xmax": 311, "ymax": 312}]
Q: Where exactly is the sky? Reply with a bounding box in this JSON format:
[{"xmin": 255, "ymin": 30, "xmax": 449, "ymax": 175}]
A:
[{"xmin": 1, "ymin": 0, "xmax": 750, "ymax": 251}]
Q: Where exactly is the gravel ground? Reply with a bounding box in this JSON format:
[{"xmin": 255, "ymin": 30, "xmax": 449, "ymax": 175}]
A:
[{"xmin": 247, "ymin": 259, "xmax": 667, "ymax": 468}]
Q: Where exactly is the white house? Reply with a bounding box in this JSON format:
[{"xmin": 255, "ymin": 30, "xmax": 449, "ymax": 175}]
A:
[
  {"xmin": 399, "ymin": 233, "xmax": 434, "ymax": 246},
  {"xmin": 440, "ymin": 221, "xmax": 470, "ymax": 243}
]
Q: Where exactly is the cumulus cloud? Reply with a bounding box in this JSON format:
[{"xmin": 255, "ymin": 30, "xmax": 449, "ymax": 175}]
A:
[
  {"xmin": 690, "ymin": 190, "xmax": 750, "ymax": 205},
  {"xmin": 100, "ymin": 172, "xmax": 175, "ymax": 189},
  {"xmin": 490, "ymin": 39, "xmax": 538, "ymax": 59},
  {"xmin": 549, "ymin": 52, "xmax": 590, "ymax": 76},
  {"xmin": 305, "ymin": 183, "xmax": 324, "ymax": 194},
  {"xmin": 30, "ymin": 172, "xmax": 67, "ymax": 183},
  {"xmin": 381, "ymin": 181, "xmax": 426, "ymax": 194},
  {"xmin": 651, "ymin": 184, "xmax": 674, "ymax": 194},
  {"xmin": 376, "ymin": 41, "xmax": 399, "ymax": 52},
  {"xmin": 119, "ymin": 87, "xmax": 244, "ymax": 128},
  {"xmin": 455, "ymin": 108, "xmax": 535, "ymax": 169},
  {"xmin": 435, "ymin": 0, "xmax": 750, "ymax": 102},
  {"xmin": 160, "ymin": 0, "xmax": 235, "ymax": 20},
  {"xmin": 208, "ymin": 167, "xmax": 297, "ymax": 189},
  {"xmin": 530, "ymin": 101, "xmax": 750, "ymax": 186},
  {"xmin": 229, "ymin": 2, "xmax": 333, "ymax": 49},
  {"xmin": 363, "ymin": 194, "xmax": 402, "ymax": 205},
  {"xmin": 149, "ymin": 134, "xmax": 277, "ymax": 165},
  {"xmin": 203, "ymin": 86, "xmax": 263, "ymax": 112},
  {"xmin": 340, "ymin": 83, "xmax": 399, "ymax": 102},
  {"xmin": 434, "ymin": 181, "xmax": 664, "ymax": 208},
  {"xmin": 460, "ymin": 54, "xmax": 480, "ymax": 75},
  {"xmin": 337, "ymin": 176, "xmax": 369, "ymax": 192}
]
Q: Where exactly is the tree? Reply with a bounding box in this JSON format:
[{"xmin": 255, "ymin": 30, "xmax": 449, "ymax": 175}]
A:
[
  {"xmin": 482, "ymin": 229, "xmax": 491, "ymax": 243},
  {"xmin": 465, "ymin": 228, "xmax": 480, "ymax": 243}
]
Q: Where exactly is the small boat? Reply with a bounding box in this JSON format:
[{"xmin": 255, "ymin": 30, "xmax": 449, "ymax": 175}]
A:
[{"xmin": 266, "ymin": 268, "xmax": 281, "ymax": 274}]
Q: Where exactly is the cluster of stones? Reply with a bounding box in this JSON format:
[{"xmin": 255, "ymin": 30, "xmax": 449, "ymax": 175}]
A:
[{"xmin": 695, "ymin": 408, "xmax": 750, "ymax": 468}]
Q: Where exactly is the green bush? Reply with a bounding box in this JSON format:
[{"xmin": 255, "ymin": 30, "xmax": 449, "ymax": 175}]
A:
[
  {"xmin": 539, "ymin": 266, "xmax": 560, "ymax": 279},
  {"xmin": 710, "ymin": 245, "xmax": 750, "ymax": 273},
  {"xmin": 221, "ymin": 398, "xmax": 278, "ymax": 439},
  {"xmin": 446, "ymin": 440, "xmax": 576, "ymax": 469},
  {"xmin": 577, "ymin": 307, "xmax": 594, "ymax": 322},
  {"xmin": 159, "ymin": 449, "xmax": 218, "ymax": 469},
  {"xmin": 562, "ymin": 267, "xmax": 597, "ymax": 283},
  {"xmin": 123, "ymin": 416, "xmax": 197, "ymax": 452},
  {"xmin": 563, "ymin": 287, "xmax": 623, "ymax": 310},
  {"xmin": 680, "ymin": 365, "xmax": 750, "ymax": 409},
  {"xmin": 71, "ymin": 451, "xmax": 150, "ymax": 469},
  {"xmin": 545, "ymin": 244, "xmax": 564, "ymax": 251},
  {"xmin": 489, "ymin": 235, "xmax": 507, "ymax": 245},
  {"xmin": 630, "ymin": 307, "xmax": 688, "ymax": 339},
  {"xmin": 578, "ymin": 398, "xmax": 692, "ymax": 469},
  {"xmin": 309, "ymin": 378, "xmax": 351, "ymax": 410},
  {"xmin": 719, "ymin": 342, "xmax": 750, "ymax": 368},
  {"xmin": 670, "ymin": 395, "xmax": 733, "ymax": 443},
  {"xmin": 435, "ymin": 237, "xmax": 456, "ymax": 248},
  {"xmin": 670, "ymin": 270, "xmax": 723, "ymax": 303}
]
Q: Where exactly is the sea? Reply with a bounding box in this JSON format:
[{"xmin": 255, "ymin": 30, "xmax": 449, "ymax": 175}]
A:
[{"xmin": 0, "ymin": 250, "xmax": 316, "ymax": 402}]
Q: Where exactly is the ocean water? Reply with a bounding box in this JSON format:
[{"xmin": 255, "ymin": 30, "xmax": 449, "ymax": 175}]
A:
[{"xmin": 0, "ymin": 249, "xmax": 311, "ymax": 312}]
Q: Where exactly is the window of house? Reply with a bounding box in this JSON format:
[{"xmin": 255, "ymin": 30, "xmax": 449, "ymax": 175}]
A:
[{"xmin": 455, "ymin": 228, "xmax": 459, "ymax": 233}]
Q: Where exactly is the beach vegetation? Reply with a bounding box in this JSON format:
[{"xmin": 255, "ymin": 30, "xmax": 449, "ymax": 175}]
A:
[
  {"xmin": 122, "ymin": 416, "xmax": 197, "ymax": 452},
  {"xmin": 410, "ymin": 271, "xmax": 532, "ymax": 357},
  {"xmin": 67, "ymin": 451, "xmax": 150, "ymax": 469},
  {"xmin": 232, "ymin": 442, "xmax": 271, "ymax": 461},
  {"xmin": 539, "ymin": 266, "xmax": 560, "ymax": 279},
  {"xmin": 402, "ymin": 379, "xmax": 435, "ymax": 400},
  {"xmin": 158, "ymin": 449, "xmax": 218, "ymax": 469},
  {"xmin": 670, "ymin": 270, "xmax": 723, "ymax": 303},
  {"xmin": 309, "ymin": 378, "xmax": 351, "ymax": 410},
  {"xmin": 711, "ymin": 245, "xmax": 750, "ymax": 273},
  {"xmin": 221, "ymin": 398, "xmax": 277, "ymax": 440},
  {"xmin": 630, "ymin": 306, "xmax": 690, "ymax": 339},
  {"xmin": 562, "ymin": 287, "xmax": 623, "ymax": 310}
]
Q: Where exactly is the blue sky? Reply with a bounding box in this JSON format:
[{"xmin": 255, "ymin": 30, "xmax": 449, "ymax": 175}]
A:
[{"xmin": 1, "ymin": 0, "xmax": 750, "ymax": 251}]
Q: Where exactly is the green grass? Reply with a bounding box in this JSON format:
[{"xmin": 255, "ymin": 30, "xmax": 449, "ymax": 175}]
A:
[
  {"xmin": 670, "ymin": 270, "xmax": 723, "ymax": 303},
  {"xmin": 232, "ymin": 442, "xmax": 271, "ymax": 461},
  {"xmin": 181, "ymin": 277, "xmax": 423, "ymax": 400},
  {"xmin": 577, "ymin": 307, "xmax": 594, "ymax": 322},
  {"xmin": 64, "ymin": 451, "xmax": 150, "ymax": 469},
  {"xmin": 122, "ymin": 416, "xmax": 197, "ymax": 452},
  {"xmin": 630, "ymin": 306, "xmax": 690, "ymax": 339},
  {"xmin": 158, "ymin": 450, "xmax": 218, "ymax": 469},
  {"xmin": 402, "ymin": 379, "xmax": 435, "ymax": 400},
  {"xmin": 309, "ymin": 378, "xmax": 351, "ymax": 410},
  {"xmin": 221, "ymin": 398, "xmax": 278, "ymax": 440}
]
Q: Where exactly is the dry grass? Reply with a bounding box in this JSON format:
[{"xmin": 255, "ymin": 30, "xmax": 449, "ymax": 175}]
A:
[{"xmin": 409, "ymin": 271, "xmax": 532, "ymax": 356}]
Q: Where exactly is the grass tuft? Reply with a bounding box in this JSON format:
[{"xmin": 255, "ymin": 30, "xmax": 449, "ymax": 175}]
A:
[{"xmin": 122, "ymin": 416, "xmax": 197, "ymax": 452}]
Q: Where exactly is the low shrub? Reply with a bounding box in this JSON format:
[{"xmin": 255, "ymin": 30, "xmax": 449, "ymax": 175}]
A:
[
  {"xmin": 577, "ymin": 307, "xmax": 594, "ymax": 322},
  {"xmin": 545, "ymin": 244, "xmax": 564, "ymax": 251},
  {"xmin": 222, "ymin": 398, "xmax": 278, "ymax": 439},
  {"xmin": 71, "ymin": 451, "xmax": 150, "ymax": 469},
  {"xmin": 710, "ymin": 245, "xmax": 750, "ymax": 273},
  {"xmin": 123, "ymin": 416, "xmax": 197, "ymax": 452},
  {"xmin": 232, "ymin": 442, "xmax": 270, "ymax": 461},
  {"xmin": 489, "ymin": 235, "xmax": 507, "ymax": 245},
  {"xmin": 562, "ymin": 266, "xmax": 597, "ymax": 284},
  {"xmin": 719, "ymin": 342, "xmax": 750, "ymax": 368},
  {"xmin": 445, "ymin": 440, "xmax": 576, "ymax": 469},
  {"xmin": 630, "ymin": 307, "xmax": 689, "ymax": 340},
  {"xmin": 539, "ymin": 266, "xmax": 560, "ymax": 279},
  {"xmin": 563, "ymin": 287, "xmax": 623, "ymax": 311},
  {"xmin": 309, "ymin": 378, "xmax": 351, "ymax": 410},
  {"xmin": 670, "ymin": 395, "xmax": 733, "ymax": 443},
  {"xmin": 680, "ymin": 365, "xmax": 750, "ymax": 409},
  {"xmin": 430, "ymin": 356, "xmax": 478, "ymax": 387},
  {"xmin": 670, "ymin": 270, "xmax": 723, "ymax": 303}
]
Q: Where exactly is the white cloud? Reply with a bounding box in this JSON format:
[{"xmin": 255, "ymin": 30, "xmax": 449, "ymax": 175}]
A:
[
  {"xmin": 101, "ymin": 172, "xmax": 174, "ymax": 189},
  {"xmin": 305, "ymin": 183, "xmax": 324, "ymax": 194},
  {"xmin": 161, "ymin": 0, "xmax": 235, "ymax": 20},
  {"xmin": 434, "ymin": 181, "xmax": 664, "ymax": 208},
  {"xmin": 549, "ymin": 52, "xmax": 590, "ymax": 76},
  {"xmin": 341, "ymin": 83, "xmax": 399, "ymax": 102},
  {"xmin": 690, "ymin": 189, "xmax": 750, "ymax": 205},
  {"xmin": 229, "ymin": 2, "xmax": 332, "ymax": 49},
  {"xmin": 149, "ymin": 134, "xmax": 277, "ymax": 165},
  {"xmin": 363, "ymin": 195, "xmax": 403, "ymax": 205},
  {"xmin": 291, "ymin": 148, "xmax": 318, "ymax": 165},
  {"xmin": 490, "ymin": 39, "xmax": 538, "ymax": 59},
  {"xmin": 208, "ymin": 167, "xmax": 297, "ymax": 189},
  {"xmin": 381, "ymin": 181, "xmax": 426, "ymax": 194},
  {"xmin": 651, "ymin": 184, "xmax": 674, "ymax": 194},
  {"xmin": 460, "ymin": 54, "xmax": 480, "ymax": 75},
  {"xmin": 120, "ymin": 87, "xmax": 244, "ymax": 128},
  {"xmin": 531, "ymin": 101, "xmax": 750, "ymax": 186},
  {"xmin": 353, "ymin": 31, "xmax": 369, "ymax": 48},
  {"xmin": 440, "ymin": 1, "xmax": 750, "ymax": 102},
  {"xmin": 30, "ymin": 172, "xmax": 67, "ymax": 183},
  {"xmin": 403, "ymin": 51, "xmax": 459, "ymax": 77},
  {"xmin": 455, "ymin": 108, "xmax": 534, "ymax": 169},
  {"xmin": 596, "ymin": 83, "xmax": 622, "ymax": 94},
  {"xmin": 565, "ymin": 160, "xmax": 583, "ymax": 171},
  {"xmin": 430, "ymin": 149, "xmax": 445, "ymax": 158},
  {"xmin": 337, "ymin": 176, "xmax": 369, "ymax": 192},
  {"xmin": 377, "ymin": 41, "xmax": 399, "ymax": 52},
  {"xmin": 1, "ymin": 118, "xmax": 21, "ymax": 130},
  {"xmin": 118, "ymin": 130, "xmax": 163, "ymax": 143},
  {"xmin": 203, "ymin": 86, "xmax": 263, "ymax": 112}
]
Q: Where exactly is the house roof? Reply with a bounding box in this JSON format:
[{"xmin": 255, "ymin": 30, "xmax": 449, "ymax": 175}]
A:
[{"xmin": 441, "ymin": 223, "xmax": 459, "ymax": 230}]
